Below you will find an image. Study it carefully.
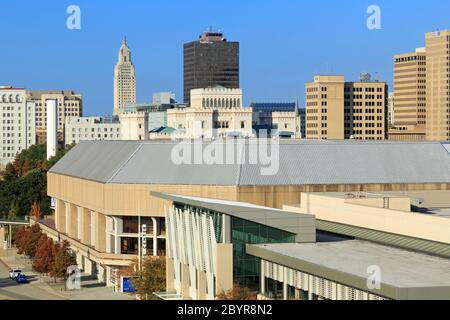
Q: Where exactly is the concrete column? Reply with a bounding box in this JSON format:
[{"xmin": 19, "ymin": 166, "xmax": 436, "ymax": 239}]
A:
[
  {"xmin": 77, "ymin": 207, "xmax": 82, "ymax": 240},
  {"xmin": 90, "ymin": 211, "xmax": 96, "ymax": 247},
  {"xmin": 0, "ymin": 228, "xmax": 5, "ymax": 255},
  {"xmin": 55, "ymin": 200, "xmax": 66, "ymax": 233},
  {"xmin": 222, "ymin": 215, "xmax": 231, "ymax": 243},
  {"xmin": 68, "ymin": 204, "xmax": 77, "ymax": 238},
  {"xmin": 166, "ymin": 257, "xmax": 175, "ymax": 292},
  {"xmin": 282, "ymin": 267, "xmax": 288, "ymax": 300},
  {"xmin": 152, "ymin": 217, "xmax": 158, "ymax": 256},
  {"xmin": 181, "ymin": 264, "xmax": 190, "ymax": 299},
  {"xmin": 308, "ymin": 275, "xmax": 313, "ymax": 300},
  {"xmin": 95, "ymin": 213, "xmax": 106, "ymax": 252},
  {"xmin": 80, "ymin": 208, "xmax": 91, "ymax": 245},
  {"xmin": 198, "ymin": 271, "xmax": 207, "ymax": 300},
  {"xmin": 260, "ymin": 260, "xmax": 266, "ymax": 295},
  {"xmin": 65, "ymin": 202, "xmax": 70, "ymax": 234},
  {"xmin": 112, "ymin": 217, "xmax": 121, "ymax": 254},
  {"xmin": 216, "ymin": 243, "xmax": 233, "ymax": 295}
]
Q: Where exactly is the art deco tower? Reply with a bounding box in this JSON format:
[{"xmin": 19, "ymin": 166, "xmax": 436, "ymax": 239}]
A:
[{"xmin": 114, "ymin": 38, "xmax": 136, "ymax": 115}]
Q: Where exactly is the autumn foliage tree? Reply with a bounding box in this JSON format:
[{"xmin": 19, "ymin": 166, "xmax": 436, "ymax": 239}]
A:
[
  {"xmin": 32, "ymin": 236, "xmax": 55, "ymax": 273},
  {"xmin": 118, "ymin": 257, "xmax": 166, "ymax": 299},
  {"xmin": 50, "ymin": 240, "xmax": 77, "ymax": 280},
  {"xmin": 30, "ymin": 202, "xmax": 43, "ymax": 220},
  {"xmin": 216, "ymin": 282, "xmax": 257, "ymax": 300},
  {"xmin": 14, "ymin": 224, "xmax": 44, "ymax": 259}
]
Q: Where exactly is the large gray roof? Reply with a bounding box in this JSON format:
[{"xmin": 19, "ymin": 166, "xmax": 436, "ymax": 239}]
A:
[{"xmin": 49, "ymin": 140, "xmax": 450, "ymax": 186}]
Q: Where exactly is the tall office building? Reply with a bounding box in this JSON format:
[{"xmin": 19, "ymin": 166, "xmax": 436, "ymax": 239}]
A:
[
  {"xmin": 183, "ymin": 29, "xmax": 239, "ymax": 105},
  {"xmin": 305, "ymin": 75, "xmax": 388, "ymax": 140},
  {"xmin": 114, "ymin": 38, "xmax": 136, "ymax": 115},
  {"xmin": 305, "ymin": 75, "xmax": 345, "ymax": 140},
  {"xmin": 27, "ymin": 90, "xmax": 82, "ymax": 144},
  {"xmin": 0, "ymin": 87, "xmax": 36, "ymax": 167},
  {"xmin": 389, "ymin": 48, "xmax": 427, "ymax": 141},
  {"xmin": 425, "ymin": 30, "xmax": 450, "ymax": 141}
]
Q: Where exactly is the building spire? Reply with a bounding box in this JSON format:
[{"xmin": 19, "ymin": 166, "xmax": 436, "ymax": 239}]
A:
[{"xmin": 123, "ymin": 35, "xmax": 127, "ymax": 46}]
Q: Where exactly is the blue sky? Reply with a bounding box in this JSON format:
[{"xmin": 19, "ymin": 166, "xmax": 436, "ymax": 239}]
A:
[{"xmin": 0, "ymin": 0, "xmax": 449, "ymax": 115}]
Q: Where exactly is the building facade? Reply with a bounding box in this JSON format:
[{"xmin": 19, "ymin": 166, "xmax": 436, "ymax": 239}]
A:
[
  {"xmin": 0, "ymin": 87, "xmax": 36, "ymax": 167},
  {"xmin": 114, "ymin": 38, "xmax": 136, "ymax": 115},
  {"xmin": 184, "ymin": 30, "xmax": 239, "ymax": 105},
  {"xmin": 42, "ymin": 140, "xmax": 450, "ymax": 288},
  {"xmin": 167, "ymin": 86, "xmax": 253, "ymax": 139},
  {"xmin": 119, "ymin": 111, "xmax": 149, "ymax": 141},
  {"xmin": 27, "ymin": 90, "xmax": 82, "ymax": 145},
  {"xmin": 389, "ymin": 48, "xmax": 427, "ymax": 141},
  {"xmin": 425, "ymin": 30, "xmax": 450, "ymax": 141},
  {"xmin": 64, "ymin": 116, "xmax": 121, "ymax": 145},
  {"xmin": 305, "ymin": 75, "xmax": 388, "ymax": 140}
]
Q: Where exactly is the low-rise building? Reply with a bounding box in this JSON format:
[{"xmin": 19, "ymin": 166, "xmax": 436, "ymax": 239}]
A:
[
  {"xmin": 39, "ymin": 140, "xmax": 450, "ymax": 289},
  {"xmin": 64, "ymin": 116, "xmax": 121, "ymax": 145}
]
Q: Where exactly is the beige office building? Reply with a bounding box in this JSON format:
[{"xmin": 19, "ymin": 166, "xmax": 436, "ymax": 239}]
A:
[
  {"xmin": 425, "ymin": 30, "xmax": 450, "ymax": 141},
  {"xmin": 305, "ymin": 75, "xmax": 387, "ymax": 140},
  {"xmin": 389, "ymin": 48, "xmax": 427, "ymax": 141},
  {"xmin": 114, "ymin": 38, "xmax": 136, "ymax": 115},
  {"xmin": 27, "ymin": 90, "xmax": 82, "ymax": 131}
]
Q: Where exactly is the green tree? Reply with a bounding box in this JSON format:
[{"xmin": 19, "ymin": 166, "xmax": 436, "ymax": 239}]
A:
[{"xmin": 8, "ymin": 199, "xmax": 19, "ymax": 219}]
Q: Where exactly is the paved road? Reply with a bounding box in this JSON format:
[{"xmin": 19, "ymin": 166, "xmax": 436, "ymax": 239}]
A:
[{"xmin": 0, "ymin": 257, "xmax": 66, "ymax": 300}]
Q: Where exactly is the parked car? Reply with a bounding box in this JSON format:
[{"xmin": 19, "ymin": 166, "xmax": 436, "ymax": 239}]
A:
[
  {"xmin": 9, "ymin": 269, "xmax": 22, "ymax": 280},
  {"xmin": 15, "ymin": 274, "xmax": 28, "ymax": 284}
]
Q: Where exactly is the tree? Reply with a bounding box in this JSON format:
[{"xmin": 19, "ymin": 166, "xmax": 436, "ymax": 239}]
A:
[
  {"xmin": 22, "ymin": 224, "xmax": 44, "ymax": 259},
  {"xmin": 216, "ymin": 282, "xmax": 257, "ymax": 300},
  {"xmin": 8, "ymin": 199, "xmax": 19, "ymax": 219},
  {"xmin": 119, "ymin": 257, "xmax": 166, "ymax": 299},
  {"xmin": 14, "ymin": 227, "xmax": 30, "ymax": 255},
  {"xmin": 30, "ymin": 201, "xmax": 43, "ymax": 220},
  {"xmin": 33, "ymin": 236, "xmax": 55, "ymax": 273},
  {"xmin": 50, "ymin": 240, "xmax": 77, "ymax": 280}
]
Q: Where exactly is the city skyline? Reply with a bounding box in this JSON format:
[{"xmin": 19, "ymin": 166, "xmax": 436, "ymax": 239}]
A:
[{"xmin": 0, "ymin": 0, "xmax": 450, "ymax": 116}]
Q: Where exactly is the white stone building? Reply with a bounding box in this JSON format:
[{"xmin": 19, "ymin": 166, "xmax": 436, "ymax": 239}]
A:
[
  {"xmin": 167, "ymin": 86, "xmax": 253, "ymax": 139},
  {"xmin": 119, "ymin": 111, "xmax": 149, "ymax": 141},
  {"xmin": 65, "ymin": 116, "xmax": 121, "ymax": 145},
  {"xmin": 0, "ymin": 86, "xmax": 36, "ymax": 168}
]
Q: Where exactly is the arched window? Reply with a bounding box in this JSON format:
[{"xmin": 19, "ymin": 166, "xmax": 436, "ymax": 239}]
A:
[
  {"xmin": 226, "ymin": 98, "xmax": 229, "ymax": 108},
  {"xmin": 214, "ymin": 98, "xmax": 217, "ymax": 108},
  {"xmin": 9, "ymin": 95, "xmax": 14, "ymax": 103},
  {"xmin": 237, "ymin": 98, "xmax": 241, "ymax": 108},
  {"xmin": 2, "ymin": 95, "xmax": 6, "ymax": 103},
  {"xmin": 222, "ymin": 98, "xmax": 225, "ymax": 109},
  {"xmin": 16, "ymin": 94, "xmax": 21, "ymax": 103},
  {"xmin": 202, "ymin": 98, "xmax": 206, "ymax": 108}
]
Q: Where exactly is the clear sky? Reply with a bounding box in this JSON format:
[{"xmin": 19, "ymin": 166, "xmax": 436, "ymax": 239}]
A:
[{"xmin": 0, "ymin": 0, "xmax": 449, "ymax": 115}]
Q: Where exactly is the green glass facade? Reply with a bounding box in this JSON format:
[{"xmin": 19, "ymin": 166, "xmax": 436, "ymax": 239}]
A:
[{"xmin": 231, "ymin": 217, "xmax": 296, "ymax": 290}]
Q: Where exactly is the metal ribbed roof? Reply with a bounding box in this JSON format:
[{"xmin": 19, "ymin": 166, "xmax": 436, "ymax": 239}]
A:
[{"xmin": 49, "ymin": 140, "xmax": 450, "ymax": 186}]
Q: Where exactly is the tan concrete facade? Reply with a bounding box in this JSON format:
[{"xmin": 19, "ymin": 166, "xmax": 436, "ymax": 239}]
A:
[
  {"xmin": 306, "ymin": 75, "xmax": 387, "ymax": 140},
  {"xmin": 285, "ymin": 192, "xmax": 450, "ymax": 245},
  {"xmin": 27, "ymin": 90, "xmax": 82, "ymax": 131},
  {"xmin": 425, "ymin": 30, "xmax": 450, "ymax": 141},
  {"xmin": 306, "ymin": 75, "xmax": 345, "ymax": 139}
]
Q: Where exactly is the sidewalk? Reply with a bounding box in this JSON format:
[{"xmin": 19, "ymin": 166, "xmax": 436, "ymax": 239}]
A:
[{"xmin": 1, "ymin": 249, "xmax": 134, "ymax": 300}]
